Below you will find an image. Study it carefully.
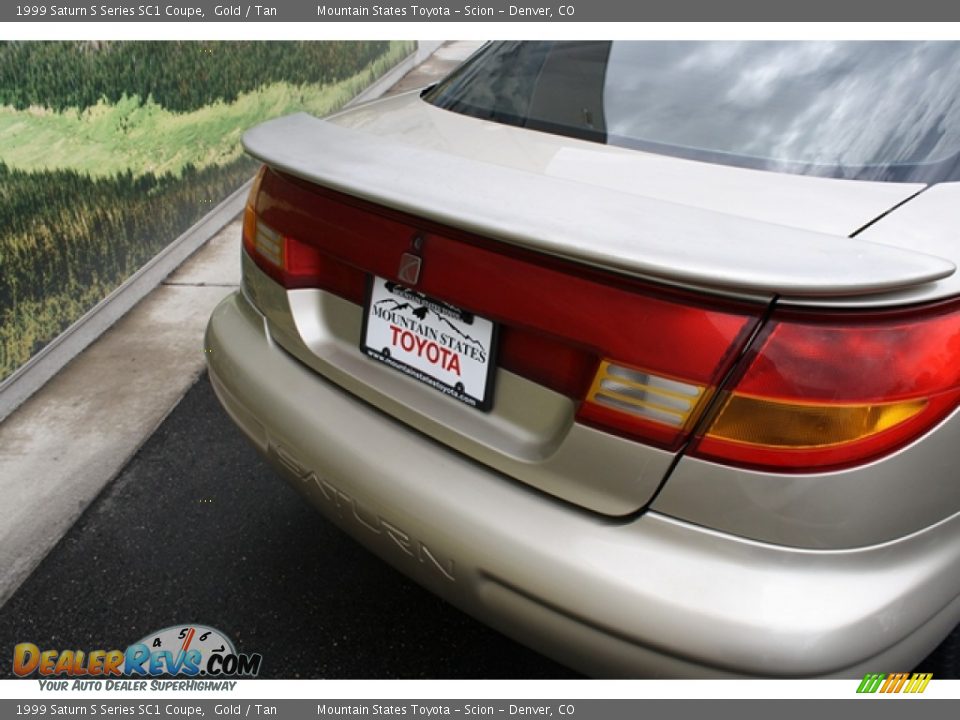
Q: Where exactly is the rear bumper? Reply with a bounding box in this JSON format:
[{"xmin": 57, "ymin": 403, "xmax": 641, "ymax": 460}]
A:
[{"xmin": 205, "ymin": 289, "xmax": 960, "ymax": 678}]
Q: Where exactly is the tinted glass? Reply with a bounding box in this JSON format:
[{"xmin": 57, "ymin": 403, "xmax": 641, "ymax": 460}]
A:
[{"xmin": 424, "ymin": 41, "xmax": 960, "ymax": 182}]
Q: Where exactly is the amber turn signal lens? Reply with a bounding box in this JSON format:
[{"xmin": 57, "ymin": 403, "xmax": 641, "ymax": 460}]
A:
[{"xmin": 706, "ymin": 394, "xmax": 927, "ymax": 449}]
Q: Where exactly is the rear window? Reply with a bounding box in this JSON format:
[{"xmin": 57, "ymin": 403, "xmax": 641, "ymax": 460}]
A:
[{"xmin": 424, "ymin": 41, "xmax": 960, "ymax": 183}]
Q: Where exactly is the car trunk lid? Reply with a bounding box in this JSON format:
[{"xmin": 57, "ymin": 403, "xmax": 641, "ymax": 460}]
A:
[{"xmin": 244, "ymin": 109, "xmax": 954, "ymax": 298}]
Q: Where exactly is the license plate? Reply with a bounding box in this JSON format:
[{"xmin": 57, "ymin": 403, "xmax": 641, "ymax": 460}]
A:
[{"xmin": 361, "ymin": 277, "xmax": 497, "ymax": 410}]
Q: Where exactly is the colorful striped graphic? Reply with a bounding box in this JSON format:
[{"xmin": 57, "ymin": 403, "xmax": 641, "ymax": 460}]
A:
[{"xmin": 857, "ymin": 672, "xmax": 933, "ymax": 694}]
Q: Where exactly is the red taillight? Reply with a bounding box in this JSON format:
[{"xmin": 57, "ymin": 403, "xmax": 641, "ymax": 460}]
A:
[
  {"xmin": 692, "ymin": 301, "xmax": 960, "ymax": 472},
  {"xmin": 243, "ymin": 169, "xmax": 365, "ymax": 304},
  {"xmin": 244, "ymin": 167, "xmax": 763, "ymax": 451},
  {"xmin": 244, "ymin": 167, "xmax": 960, "ymax": 471},
  {"xmin": 496, "ymin": 326, "xmax": 598, "ymax": 400}
]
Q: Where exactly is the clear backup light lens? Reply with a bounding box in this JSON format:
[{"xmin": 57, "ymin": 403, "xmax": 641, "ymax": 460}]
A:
[
  {"xmin": 588, "ymin": 361, "xmax": 705, "ymax": 427},
  {"xmin": 245, "ymin": 216, "xmax": 325, "ymax": 286},
  {"xmin": 578, "ymin": 360, "xmax": 711, "ymax": 449},
  {"xmin": 253, "ymin": 222, "xmax": 283, "ymax": 267}
]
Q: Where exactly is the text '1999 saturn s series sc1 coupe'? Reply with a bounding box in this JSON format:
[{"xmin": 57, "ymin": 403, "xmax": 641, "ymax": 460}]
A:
[{"xmin": 205, "ymin": 41, "xmax": 960, "ymax": 678}]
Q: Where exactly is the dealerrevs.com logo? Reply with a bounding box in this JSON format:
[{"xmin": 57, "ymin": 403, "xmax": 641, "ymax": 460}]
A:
[{"xmin": 13, "ymin": 624, "xmax": 262, "ymax": 687}]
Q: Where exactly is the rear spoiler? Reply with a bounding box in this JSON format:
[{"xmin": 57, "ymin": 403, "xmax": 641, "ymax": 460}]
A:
[{"xmin": 242, "ymin": 113, "xmax": 955, "ymax": 298}]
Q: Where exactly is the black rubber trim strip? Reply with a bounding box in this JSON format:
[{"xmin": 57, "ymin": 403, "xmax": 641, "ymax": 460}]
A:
[
  {"xmin": 848, "ymin": 184, "xmax": 932, "ymax": 238},
  {"xmin": 632, "ymin": 294, "xmax": 782, "ymax": 519}
]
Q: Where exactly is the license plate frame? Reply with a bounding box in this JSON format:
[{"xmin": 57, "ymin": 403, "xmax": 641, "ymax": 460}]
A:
[{"xmin": 360, "ymin": 276, "xmax": 498, "ymax": 411}]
